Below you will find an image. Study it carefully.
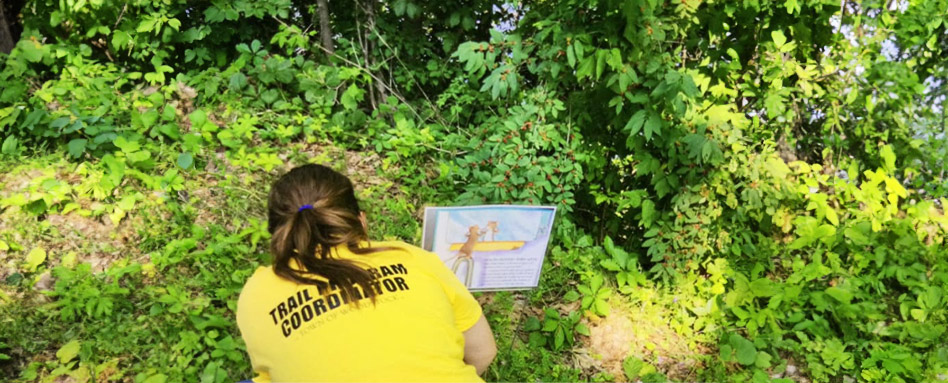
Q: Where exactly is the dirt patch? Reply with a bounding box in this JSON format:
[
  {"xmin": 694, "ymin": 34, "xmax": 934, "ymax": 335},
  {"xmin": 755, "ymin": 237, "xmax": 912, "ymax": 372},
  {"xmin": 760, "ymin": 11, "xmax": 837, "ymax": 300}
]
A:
[
  {"xmin": 280, "ymin": 141, "xmax": 346, "ymax": 173},
  {"xmin": 0, "ymin": 168, "xmax": 45, "ymax": 196},
  {"xmin": 189, "ymin": 175, "xmax": 229, "ymax": 228},
  {"xmin": 584, "ymin": 310, "xmax": 636, "ymax": 378},
  {"xmin": 345, "ymin": 150, "xmax": 392, "ymax": 190},
  {"xmin": 581, "ymin": 302, "xmax": 700, "ymax": 381},
  {"xmin": 190, "ymin": 141, "xmax": 390, "ymax": 229},
  {"xmin": 283, "ymin": 140, "xmax": 398, "ymax": 192},
  {"xmin": 771, "ymin": 357, "xmax": 811, "ymax": 383},
  {"xmin": 46, "ymin": 213, "xmax": 142, "ymax": 273},
  {"xmin": 0, "ymin": 212, "xmax": 143, "ymax": 278},
  {"xmin": 0, "ymin": 162, "xmax": 144, "ymax": 277}
]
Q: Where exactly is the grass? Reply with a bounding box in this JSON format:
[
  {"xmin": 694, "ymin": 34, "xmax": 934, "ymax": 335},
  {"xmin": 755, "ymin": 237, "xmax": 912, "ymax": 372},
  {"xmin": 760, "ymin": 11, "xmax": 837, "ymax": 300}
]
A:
[{"xmin": 0, "ymin": 145, "xmax": 719, "ymax": 382}]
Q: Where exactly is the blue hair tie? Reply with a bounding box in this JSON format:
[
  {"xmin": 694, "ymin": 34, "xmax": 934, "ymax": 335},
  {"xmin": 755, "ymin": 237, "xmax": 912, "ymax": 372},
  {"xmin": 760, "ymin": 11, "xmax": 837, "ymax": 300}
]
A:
[{"xmin": 298, "ymin": 204, "xmax": 314, "ymax": 212}]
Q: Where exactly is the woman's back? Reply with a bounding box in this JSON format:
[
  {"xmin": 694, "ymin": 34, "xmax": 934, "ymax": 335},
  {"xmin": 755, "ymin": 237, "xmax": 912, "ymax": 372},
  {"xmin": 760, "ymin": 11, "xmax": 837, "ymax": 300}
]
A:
[{"xmin": 237, "ymin": 241, "xmax": 484, "ymax": 382}]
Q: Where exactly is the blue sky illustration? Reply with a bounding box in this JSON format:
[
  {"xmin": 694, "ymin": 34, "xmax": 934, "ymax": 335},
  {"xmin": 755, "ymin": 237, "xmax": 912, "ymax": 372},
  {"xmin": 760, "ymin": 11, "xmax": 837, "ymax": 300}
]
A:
[{"xmin": 442, "ymin": 207, "xmax": 553, "ymax": 243}]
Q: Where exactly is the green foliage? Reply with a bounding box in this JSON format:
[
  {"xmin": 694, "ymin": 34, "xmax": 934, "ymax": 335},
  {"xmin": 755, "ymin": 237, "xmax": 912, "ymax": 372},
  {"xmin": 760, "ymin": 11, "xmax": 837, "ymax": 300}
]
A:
[
  {"xmin": 2, "ymin": 0, "xmax": 948, "ymax": 381},
  {"xmin": 622, "ymin": 356, "xmax": 667, "ymax": 383},
  {"xmin": 449, "ymin": 89, "xmax": 583, "ymax": 211},
  {"xmin": 523, "ymin": 307, "xmax": 589, "ymax": 352},
  {"xmin": 578, "ymin": 273, "xmax": 612, "ymax": 317},
  {"xmin": 482, "ymin": 292, "xmax": 584, "ymax": 382}
]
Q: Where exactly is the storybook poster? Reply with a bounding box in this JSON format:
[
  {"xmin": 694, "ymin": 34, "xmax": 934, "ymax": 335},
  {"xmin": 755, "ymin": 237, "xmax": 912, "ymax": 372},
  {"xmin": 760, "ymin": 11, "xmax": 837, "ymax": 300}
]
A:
[{"xmin": 421, "ymin": 205, "xmax": 557, "ymax": 291}]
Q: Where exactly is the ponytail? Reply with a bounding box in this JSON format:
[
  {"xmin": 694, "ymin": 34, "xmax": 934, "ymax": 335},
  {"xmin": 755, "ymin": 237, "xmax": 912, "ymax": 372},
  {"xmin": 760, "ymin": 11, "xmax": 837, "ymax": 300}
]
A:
[{"xmin": 267, "ymin": 165, "xmax": 389, "ymax": 304}]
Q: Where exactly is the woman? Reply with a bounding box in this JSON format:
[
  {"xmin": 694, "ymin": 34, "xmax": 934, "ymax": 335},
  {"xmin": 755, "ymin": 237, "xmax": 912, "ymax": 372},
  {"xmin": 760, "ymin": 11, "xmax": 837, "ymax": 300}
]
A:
[{"xmin": 237, "ymin": 164, "xmax": 497, "ymax": 382}]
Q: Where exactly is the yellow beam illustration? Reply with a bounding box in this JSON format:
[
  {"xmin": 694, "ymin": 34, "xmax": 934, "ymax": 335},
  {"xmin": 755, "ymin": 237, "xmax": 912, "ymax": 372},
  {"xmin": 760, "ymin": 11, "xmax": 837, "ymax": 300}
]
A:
[{"xmin": 448, "ymin": 241, "xmax": 525, "ymax": 252}]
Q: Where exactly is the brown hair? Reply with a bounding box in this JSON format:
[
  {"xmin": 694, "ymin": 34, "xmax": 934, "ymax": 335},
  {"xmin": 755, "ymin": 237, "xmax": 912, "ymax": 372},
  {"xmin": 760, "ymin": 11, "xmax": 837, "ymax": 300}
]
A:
[{"xmin": 267, "ymin": 164, "xmax": 382, "ymax": 302}]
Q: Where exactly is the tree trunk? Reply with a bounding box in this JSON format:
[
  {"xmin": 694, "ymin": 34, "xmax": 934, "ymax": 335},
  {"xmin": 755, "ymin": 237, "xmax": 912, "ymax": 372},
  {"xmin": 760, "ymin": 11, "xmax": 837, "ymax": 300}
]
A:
[
  {"xmin": 316, "ymin": 0, "xmax": 333, "ymax": 55},
  {"xmin": 364, "ymin": 0, "xmax": 387, "ymax": 107},
  {"xmin": 361, "ymin": 20, "xmax": 376, "ymax": 110},
  {"xmin": 0, "ymin": 2, "xmax": 15, "ymax": 54}
]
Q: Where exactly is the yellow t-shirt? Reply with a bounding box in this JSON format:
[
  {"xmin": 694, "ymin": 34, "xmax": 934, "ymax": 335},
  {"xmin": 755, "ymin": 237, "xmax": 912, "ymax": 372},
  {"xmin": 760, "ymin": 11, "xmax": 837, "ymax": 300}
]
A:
[{"xmin": 236, "ymin": 241, "xmax": 484, "ymax": 382}]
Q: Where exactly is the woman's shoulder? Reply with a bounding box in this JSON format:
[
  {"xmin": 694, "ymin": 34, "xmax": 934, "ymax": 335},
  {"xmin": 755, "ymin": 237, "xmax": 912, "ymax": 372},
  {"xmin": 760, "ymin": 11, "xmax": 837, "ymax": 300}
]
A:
[
  {"xmin": 237, "ymin": 266, "xmax": 284, "ymax": 307},
  {"xmin": 363, "ymin": 240, "xmax": 443, "ymax": 265},
  {"xmin": 245, "ymin": 264, "xmax": 278, "ymax": 282},
  {"xmin": 369, "ymin": 240, "xmax": 426, "ymax": 253}
]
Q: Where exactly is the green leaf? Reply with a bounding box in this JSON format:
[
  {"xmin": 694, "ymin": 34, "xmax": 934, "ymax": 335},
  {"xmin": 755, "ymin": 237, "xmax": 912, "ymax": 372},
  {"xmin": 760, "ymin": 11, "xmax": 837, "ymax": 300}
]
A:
[
  {"xmin": 553, "ymin": 326, "xmax": 565, "ymax": 349},
  {"xmin": 50, "ymin": 117, "xmax": 70, "ymax": 129},
  {"xmin": 341, "ymin": 84, "xmax": 365, "ymax": 110},
  {"xmin": 595, "ymin": 50, "xmax": 607, "ymax": 80},
  {"xmin": 755, "ymin": 351, "xmax": 772, "ymax": 369},
  {"xmin": 507, "ymin": 72, "xmax": 519, "ymax": 95},
  {"xmin": 113, "ymin": 136, "xmax": 141, "ymax": 154},
  {"xmin": 177, "ymin": 152, "xmax": 194, "ymax": 169},
  {"xmin": 200, "ymin": 362, "xmax": 220, "ymax": 383},
  {"xmin": 563, "ymin": 290, "xmax": 581, "ymax": 302},
  {"xmin": 2, "ymin": 135, "xmax": 19, "ymax": 155},
  {"xmin": 825, "ymin": 208, "xmax": 839, "ymax": 226},
  {"xmin": 137, "ymin": 18, "xmax": 158, "ymax": 33},
  {"xmin": 644, "ymin": 111, "xmax": 662, "ymax": 141},
  {"xmin": 594, "ymin": 298, "xmax": 610, "ymax": 316},
  {"xmin": 765, "ymin": 92, "xmax": 785, "ymax": 118},
  {"xmin": 542, "ymin": 319, "xmax": 558, "ymax": 332},
  {"xmin": 50, "ymin": 11, "xmax": 63, "ymax": 27},
  {"xmin": 575, "ymin": 323, "xmax": 591, "ymax": 336},
  {"xmin": 608, "ymin": 48, "xmax": 623, "ymax": 70},
  {"xmin": 524, "ymin": 316, "xmax": 541, "ymax": 331},
  {"xmin": 825, "ymin": 286, "xmax": 853, "ymax": 304},
  {"xmin": 590, "ymin": 274, "xmax": 603, "ymax": 292},
  {"xmin": 56, "ymin": 340, "xmax": 80, "ymax": 364},
  {"xmin": 189, "ymin": 109, "xmax": 208, "ymax": 128},
  {"xmin": 17, "ymin": 40, "xmax": 45, "ymax": 62},
  {"xmin": 161, "ymin": 106, "xmax": 176, "ymax": 121},
  {"xmin": 158, "ymin": 124, "xmax": 180, "ymax": 140},
  {"xmin": 880, "ymin": 144, "xmax": 896, "ymax": 172},
  {"xmin": 24, "ymin": 247, "xmax": 46, "ymax": 272},
  {"xmin": 576, "ymin": 56, "xmax": 595, "ymax": 80},
  {"xmin": 261, "ymin": 89, "xmax": 280, "ymax": 105},
  {"xmin": 140, "ymin": 109, "xmax": 159, "ymax": 129},
  {"xmin": 490, "ymin": 77, "xmax": 502, "ymax": 99},
  {"xmin": 393, "ymin": 0, "xmax": 407, "ymax": 16},
  {"xmin": 600, "ymin": 259, "xmax": 622, "ymax": 271},
  {"xmin": 62, "ymin": 251, "xmax": 77, "ymax": 268},
  {"xmin": 624, "ymin": 110, "xmax": 647, "ymax": 135},
  {"xmin": 844, "ymin": 222, "xmax": 871, "ymax": 245},
  {"xmin": 814, "ymin": 224, "xmax": 836, "ymax": 243},
  {"xmin": 67, "ymin": 139, "xmax": 87, "ymax": 158},
  {"xmin": 604, "ymin": 236, "xmax": 630, "ymax": 265},
  {"xmin": 143, "ymin": 374, "xmax": 168, "ymax": 383},
  {"xmin": 729, "ymin": 334, "xmax": 757, "ymax": 366},
  {"xmin": 228, "ymin": 73, "xmax": 248, "ymax": 90},
  {"xmin": 527, "ymin": 331, "xmax": 545, "ymax": 347},
  {"xmin": 640, "ymin": 200, "xmax": 656, "ymax": 228},
  {"xmin": 784, "ymin": 0, "xmax": 800, "ymax": 14},
  {"xmin": 718, "ymin": 343, "xmax": 733, "ymax": 361},
  {"xmin": 623, "ymin": 357, "xmax": 647, "ymax": 380},
  {"xmin": 111, "ymin": 30, "xmax": 130, "ymax": 49},
  {"xmin": 750, "ymin": 278, "xmax": 777, "ymax": 297},
  {"xmin": 577, "ymin": 285, "xmax": 592, "ymax": 295},
  {"xmin": 772, "ymin": 30, "xmax": 787, "ymax": 48}
]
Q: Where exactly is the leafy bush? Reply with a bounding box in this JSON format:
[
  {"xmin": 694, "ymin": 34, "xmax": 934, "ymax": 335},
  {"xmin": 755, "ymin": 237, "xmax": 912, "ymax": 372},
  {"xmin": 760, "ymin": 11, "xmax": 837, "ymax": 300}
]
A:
[{"xmin": 2, "ymin": 0, "xmax": 947, "ymax": 381}]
